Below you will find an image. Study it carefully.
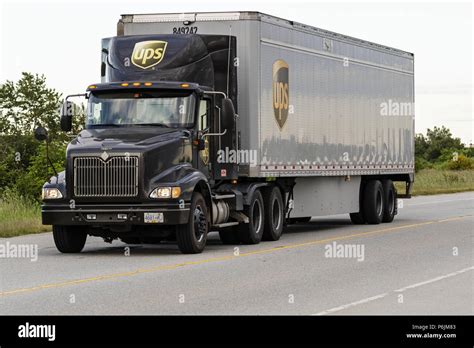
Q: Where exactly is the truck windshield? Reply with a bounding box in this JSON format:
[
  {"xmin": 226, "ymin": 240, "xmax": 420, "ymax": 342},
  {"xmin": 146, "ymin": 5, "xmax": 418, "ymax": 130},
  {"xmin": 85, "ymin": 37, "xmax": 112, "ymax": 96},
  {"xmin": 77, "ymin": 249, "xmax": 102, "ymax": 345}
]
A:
[{"xmin": 86, "ymin": 91, "xmax": 195, "ymax": 128}]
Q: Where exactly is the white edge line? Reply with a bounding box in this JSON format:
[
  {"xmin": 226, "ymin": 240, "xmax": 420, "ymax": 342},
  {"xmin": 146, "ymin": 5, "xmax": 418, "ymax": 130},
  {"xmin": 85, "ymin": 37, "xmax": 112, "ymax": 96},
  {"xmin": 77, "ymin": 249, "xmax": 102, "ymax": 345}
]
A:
[{"xmin": 313, "ymin": 266, "xmax": 474, "ymax": 315}]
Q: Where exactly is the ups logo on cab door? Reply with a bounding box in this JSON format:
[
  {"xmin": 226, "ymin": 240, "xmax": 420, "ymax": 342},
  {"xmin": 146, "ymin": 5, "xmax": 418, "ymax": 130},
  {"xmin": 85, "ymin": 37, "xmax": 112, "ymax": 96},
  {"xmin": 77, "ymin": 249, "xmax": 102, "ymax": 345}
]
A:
[
  {"xmin": 131, "ymin": 41, "xmax": 168, "ymax": 69},
  {"xmin": 272, "ymin": 59, "xmax": 289, "ymax": 130}
]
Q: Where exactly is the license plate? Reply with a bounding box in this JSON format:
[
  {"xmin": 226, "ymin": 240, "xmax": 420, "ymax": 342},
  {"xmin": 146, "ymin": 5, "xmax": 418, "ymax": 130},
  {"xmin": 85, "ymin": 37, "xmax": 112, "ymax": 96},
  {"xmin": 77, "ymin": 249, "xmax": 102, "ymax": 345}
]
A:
[{"xmin": 144, "ymin": 212, "xmax": 164, "ymax": 223}]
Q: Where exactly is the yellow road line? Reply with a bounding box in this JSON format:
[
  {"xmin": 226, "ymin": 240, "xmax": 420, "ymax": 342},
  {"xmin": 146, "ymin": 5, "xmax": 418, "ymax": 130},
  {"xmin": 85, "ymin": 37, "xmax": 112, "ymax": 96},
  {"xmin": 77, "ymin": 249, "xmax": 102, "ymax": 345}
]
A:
[{"xmin": 1, "ymin": 215, "xmax": 471, "ymax": 297}]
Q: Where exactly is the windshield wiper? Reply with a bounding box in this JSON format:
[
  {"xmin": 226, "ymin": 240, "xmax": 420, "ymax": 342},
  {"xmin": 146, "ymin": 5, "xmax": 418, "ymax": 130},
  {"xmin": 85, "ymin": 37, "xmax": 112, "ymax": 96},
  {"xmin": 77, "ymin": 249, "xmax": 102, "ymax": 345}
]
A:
[
  {"xmin": 135, "ymin": 123, "xmax": 171, "ymax": 128},
  {"xmin": 89, "ymin": 124, "xmax": 124, "ymax": 128}
]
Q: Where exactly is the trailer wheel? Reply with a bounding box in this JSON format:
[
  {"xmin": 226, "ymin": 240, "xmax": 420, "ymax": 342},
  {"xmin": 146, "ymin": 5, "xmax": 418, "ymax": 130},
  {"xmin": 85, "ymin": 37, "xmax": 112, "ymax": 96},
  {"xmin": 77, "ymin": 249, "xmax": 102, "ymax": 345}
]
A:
[
  {"xmin": 381, "ymin": 180, "xmax": 397, "ymax": 223},
  {"xmin": 53, "ymin": 225, "xmax": 87, "ymax": 253},
  {"xmin": 289, "ymin": 217, "xmax": 312, "ymax": 224},
  {"xmin": 262, "ymin": 186, "xmax": 284, "ymax": 241},
  {"xmin": 176, "ymin": 192, "xmax": 209, "ymax": 254},
  {"xmin": 349, "ymin": 212, "xmax": 365, "ymax": 224},
  {"xmin": 362, "ymin": 180, "xmax": 384, "ymax": 224},
  {"xmin": 239, "ymin": 190, "xmax": 264, "ymax": 244}
]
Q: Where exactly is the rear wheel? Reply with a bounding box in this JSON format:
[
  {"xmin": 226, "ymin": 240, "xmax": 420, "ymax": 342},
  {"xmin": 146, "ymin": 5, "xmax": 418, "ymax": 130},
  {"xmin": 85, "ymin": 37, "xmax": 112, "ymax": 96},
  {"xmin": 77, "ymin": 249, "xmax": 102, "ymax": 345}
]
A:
[
  {"xmin": 120, "ymin": 237, "xmax": 141, "ymax": 244},
  {"xmin": 349, "ymin": 212, "xmax": 365, "ymax": 224},
  {"xmin": 53, "ymin": 225, "xmax": 87, "ymax": 253},
  {"xmin": 289, "ymin": 217, "xmax": 312, "ymax": 224},
  {"xmin": 239, "ymin": 190, "xmax": 265, "ymax": 244},
  {"xmin": 362, "ymin": 180, "xmax": 384, "ymax": 224},
  {"xmin": 262, "ymin": 186, "xmax": 284, "ymax": 241},
  {"xmin": 176, "ymin": 192, "xmax": 209, "ymax": 254},
  {"xmin": 219, "ymin": 228, "xmax": 241, "ymax": 245},
  {"xmin": 381, "ymin": 180, "xmax": 397, "ymax": 223}
]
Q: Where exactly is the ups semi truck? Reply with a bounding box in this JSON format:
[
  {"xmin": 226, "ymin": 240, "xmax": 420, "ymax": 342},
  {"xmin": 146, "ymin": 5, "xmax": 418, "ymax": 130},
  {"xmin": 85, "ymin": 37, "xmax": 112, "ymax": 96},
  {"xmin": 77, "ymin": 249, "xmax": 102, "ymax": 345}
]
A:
[{"xmin": 39, "ymin": 12, "xmax": 415, "ymax": 254}]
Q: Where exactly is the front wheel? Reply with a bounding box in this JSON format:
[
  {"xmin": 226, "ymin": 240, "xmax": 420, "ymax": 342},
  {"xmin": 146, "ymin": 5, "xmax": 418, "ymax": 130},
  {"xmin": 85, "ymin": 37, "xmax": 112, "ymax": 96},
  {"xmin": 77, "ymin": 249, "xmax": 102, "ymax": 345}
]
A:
[
  {"xmin": 53, "ymin": 226, "xmax": 87, "ymax": 253},
  {"xmin": 176, "ymin": 192, "xmax": 209, "ymax": 254}
]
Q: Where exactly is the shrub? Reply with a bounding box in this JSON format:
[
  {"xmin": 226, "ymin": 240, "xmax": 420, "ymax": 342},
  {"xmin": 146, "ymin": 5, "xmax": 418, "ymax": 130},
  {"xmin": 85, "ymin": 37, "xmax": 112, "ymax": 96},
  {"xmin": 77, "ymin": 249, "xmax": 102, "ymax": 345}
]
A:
[{"xmin": 445, "ymin": 154, "xmax": 474, "ymax": 170}]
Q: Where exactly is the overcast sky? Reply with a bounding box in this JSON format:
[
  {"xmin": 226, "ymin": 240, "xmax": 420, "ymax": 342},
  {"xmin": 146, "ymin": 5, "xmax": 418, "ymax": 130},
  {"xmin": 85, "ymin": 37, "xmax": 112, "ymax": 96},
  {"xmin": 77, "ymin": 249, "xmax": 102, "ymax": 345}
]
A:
[{"xmin": 0, "ymin": 0, "xmax": 472, "ymax": 143}]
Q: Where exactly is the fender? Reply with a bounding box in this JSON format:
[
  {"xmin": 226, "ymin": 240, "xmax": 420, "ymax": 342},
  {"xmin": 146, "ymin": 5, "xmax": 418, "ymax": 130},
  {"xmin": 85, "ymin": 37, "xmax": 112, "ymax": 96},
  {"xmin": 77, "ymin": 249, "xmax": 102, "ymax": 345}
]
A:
[
  {"xmin": 219, "ymin": 182, "xmax": 270, "ymax": 206},
  {"xmin": 148, "ymin": 163, "xmax": 211, "ymax": 202}
]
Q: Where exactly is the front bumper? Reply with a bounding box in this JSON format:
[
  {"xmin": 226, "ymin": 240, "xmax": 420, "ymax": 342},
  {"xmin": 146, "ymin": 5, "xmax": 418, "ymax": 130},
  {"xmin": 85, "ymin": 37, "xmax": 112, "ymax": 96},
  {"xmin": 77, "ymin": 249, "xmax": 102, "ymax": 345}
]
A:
[{"xmin": 41, "ymin": 202, "xmax": 190, "ymax": 226}]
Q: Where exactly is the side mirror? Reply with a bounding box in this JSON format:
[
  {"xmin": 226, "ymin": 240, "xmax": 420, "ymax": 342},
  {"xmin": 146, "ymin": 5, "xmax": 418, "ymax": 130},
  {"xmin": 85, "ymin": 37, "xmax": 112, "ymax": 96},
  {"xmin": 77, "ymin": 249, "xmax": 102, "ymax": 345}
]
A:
[
  {"xmin": 196, "ymin": 138, "xmax": 206, "ymax": 151},
  {"xmin": 221, "ymin": 98, "xmax": 235, "ymax": 132},
  {"xmin": 60, "ymin": 101, "xmax": 73, "ymax": 132},
  {"xmin": 34, "ymin": 126, "xmax": 48, "ymax": 142}
]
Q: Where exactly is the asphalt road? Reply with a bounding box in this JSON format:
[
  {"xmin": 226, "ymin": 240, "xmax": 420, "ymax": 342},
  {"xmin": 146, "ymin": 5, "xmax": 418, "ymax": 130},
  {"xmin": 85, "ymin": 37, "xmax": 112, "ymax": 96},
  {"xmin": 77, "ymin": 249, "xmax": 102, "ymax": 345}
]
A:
[{"xmin": 1, "ymin": 192, "xmax": 473, "ymax": 315}]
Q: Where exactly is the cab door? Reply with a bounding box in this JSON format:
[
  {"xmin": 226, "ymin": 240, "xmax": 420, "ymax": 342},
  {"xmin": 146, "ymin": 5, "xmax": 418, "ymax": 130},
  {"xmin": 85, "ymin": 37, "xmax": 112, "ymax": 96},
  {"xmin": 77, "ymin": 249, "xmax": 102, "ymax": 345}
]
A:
[{"xmin": 195, "ymin": 97, "xmax": 211, "ymax": 178}]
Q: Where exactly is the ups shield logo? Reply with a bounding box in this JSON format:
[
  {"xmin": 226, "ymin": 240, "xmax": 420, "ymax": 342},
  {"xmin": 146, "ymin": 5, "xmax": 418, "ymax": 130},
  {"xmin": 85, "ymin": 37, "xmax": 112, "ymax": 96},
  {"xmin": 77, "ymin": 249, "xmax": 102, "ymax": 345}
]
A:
[
  {"xmin": 272, "ymin": 60, "xmax": 289, "ymax": 130},
  {"xmin": 131, "ymin": 41, "xmax": 168, "ymax": 69}
]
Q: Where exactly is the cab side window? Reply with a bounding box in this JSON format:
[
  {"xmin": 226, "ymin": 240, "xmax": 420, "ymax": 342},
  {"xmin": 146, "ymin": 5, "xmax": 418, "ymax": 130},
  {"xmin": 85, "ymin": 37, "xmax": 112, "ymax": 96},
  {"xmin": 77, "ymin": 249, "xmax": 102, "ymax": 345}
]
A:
[{"xmin": 198, "ymin": 99, "xmax": 209, "ymax": 131}]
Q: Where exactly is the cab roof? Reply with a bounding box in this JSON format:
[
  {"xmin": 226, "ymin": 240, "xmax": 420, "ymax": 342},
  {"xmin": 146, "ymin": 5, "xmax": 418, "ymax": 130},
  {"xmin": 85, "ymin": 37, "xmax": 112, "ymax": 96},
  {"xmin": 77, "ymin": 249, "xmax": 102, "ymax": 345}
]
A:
[{"xmin": 86, "ymin": 81, "xmax": 207, "ymax": 92}]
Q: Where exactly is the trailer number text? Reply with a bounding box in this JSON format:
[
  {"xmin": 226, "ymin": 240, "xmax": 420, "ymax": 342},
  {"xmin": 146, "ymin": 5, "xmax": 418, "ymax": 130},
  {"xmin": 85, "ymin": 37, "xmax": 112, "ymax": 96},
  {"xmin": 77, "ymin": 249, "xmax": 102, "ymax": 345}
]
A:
[{"xmin": 173, "ymin": 27, "xmax": 198, "ymax": 34}]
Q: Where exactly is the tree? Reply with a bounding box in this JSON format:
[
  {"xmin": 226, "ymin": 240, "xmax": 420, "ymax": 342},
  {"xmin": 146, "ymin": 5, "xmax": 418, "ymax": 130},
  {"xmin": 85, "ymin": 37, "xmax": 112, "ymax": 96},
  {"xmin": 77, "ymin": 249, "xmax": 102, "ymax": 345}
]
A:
[
  {"xmin": 424, "ymin": 126, "xmax": 463, "ymax": 161},
  {"xmin": 0, "ymin": 72, "xmax": 84, "ymax": 200}
]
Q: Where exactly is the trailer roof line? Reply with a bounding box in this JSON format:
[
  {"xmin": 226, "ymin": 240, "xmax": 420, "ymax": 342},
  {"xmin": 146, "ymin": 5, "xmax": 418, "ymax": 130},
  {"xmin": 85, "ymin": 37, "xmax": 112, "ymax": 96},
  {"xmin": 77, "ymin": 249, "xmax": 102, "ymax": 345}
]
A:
[{"xmin": 119, "ymin": 11, "xmax": 413, "ymax": 57}]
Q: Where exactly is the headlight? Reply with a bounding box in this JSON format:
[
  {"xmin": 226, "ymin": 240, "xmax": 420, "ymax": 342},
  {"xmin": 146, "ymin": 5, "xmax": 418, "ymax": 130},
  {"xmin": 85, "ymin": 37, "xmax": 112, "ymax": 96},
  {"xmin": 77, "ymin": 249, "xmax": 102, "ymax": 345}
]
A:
[
  {"xmin": 149, "ymin": 187, "xmax": 181, "ymax": 199},
  {"xmin": 42, "ymin": 187, "xmax": 63, "ymax": 200}
]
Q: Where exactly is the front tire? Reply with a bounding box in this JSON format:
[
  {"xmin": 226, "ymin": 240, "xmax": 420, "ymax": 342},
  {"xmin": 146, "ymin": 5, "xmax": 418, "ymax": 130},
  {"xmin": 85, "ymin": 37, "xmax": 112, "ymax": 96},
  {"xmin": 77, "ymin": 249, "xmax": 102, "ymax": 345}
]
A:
[
  {"xmin": 262, "ymin": 186, "xmax": 284, "ymax": 241},
  {"xmin": 362, "ymin": 180, "xmax": 384, "ymax": 224},
  {"xmin": 176, "ymin": 192, "xmax": 209, "ymax": 254},
  {"xmin": 53, "ymin": 225, "xmax": 87, "ymax": 253},
  {"xmin": 239, "ymin": 190, "xmax": 265, "ymax": 244}
]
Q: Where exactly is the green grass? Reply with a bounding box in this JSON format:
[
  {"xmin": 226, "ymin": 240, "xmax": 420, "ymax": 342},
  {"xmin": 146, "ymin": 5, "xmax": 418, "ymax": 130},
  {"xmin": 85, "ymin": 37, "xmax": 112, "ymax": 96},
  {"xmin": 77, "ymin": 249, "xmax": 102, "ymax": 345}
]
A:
[
  {"xmin": 396, "ymin": 169, "xmax": 474, "ymax": 196},
  {"xmin": 0, "ymin": 195, "xmax": 50, "ymax": 237}
]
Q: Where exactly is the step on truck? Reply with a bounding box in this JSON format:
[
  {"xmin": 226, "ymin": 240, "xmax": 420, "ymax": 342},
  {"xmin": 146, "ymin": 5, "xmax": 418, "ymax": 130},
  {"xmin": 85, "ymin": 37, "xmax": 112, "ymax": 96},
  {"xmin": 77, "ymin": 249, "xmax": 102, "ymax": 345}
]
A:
[{"xmin": 37, "ymin": 11, "xmax": 415, "ymax": 254}]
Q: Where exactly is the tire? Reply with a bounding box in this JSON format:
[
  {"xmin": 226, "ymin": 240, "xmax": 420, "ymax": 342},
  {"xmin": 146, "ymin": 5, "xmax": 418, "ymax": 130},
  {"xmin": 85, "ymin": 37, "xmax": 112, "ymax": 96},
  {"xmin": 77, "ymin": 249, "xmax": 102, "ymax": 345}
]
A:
[
  {"xmin": 53, "ymin": 225, "xmax": 87, "ymax": 253},
  {"xmin": 219, "ymin": 228, "xmax": 241, "ymax": 245},
  {"xmin": 349, "ymin": 212, "xmax": 365, "ymax": 224},
  {"xmin": 262, "ymin": 186, "xmax": 284, "ymax": 241},
  {"xmin": 381, "ymin": 180, "xmax": 397, "ymax": 223},
  {"xmin": 289, "ymin": 217, "xmax": 311, "ymax": 224},
  {"xmin": 239, "ymin": 189, "xmax": 265, "ymax": 244},
  {"xmin": 176, "ymin": 192, "xmax": 209, "ymax": 254},
  {"xmin": 120, "ymin": 237, "xmax": 141, "ymax": 244},
  {"xmin": 362, "ymin": 180, "xmax": 384, "ymax": 224}
]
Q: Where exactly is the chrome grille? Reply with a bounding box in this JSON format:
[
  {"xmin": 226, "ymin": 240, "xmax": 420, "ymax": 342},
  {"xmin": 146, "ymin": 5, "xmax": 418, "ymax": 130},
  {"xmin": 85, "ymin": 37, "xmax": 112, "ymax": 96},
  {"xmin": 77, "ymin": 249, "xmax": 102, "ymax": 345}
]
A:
[{"xmin": 73, "ymin": 156, "xmax": 139, "ymax": 197}]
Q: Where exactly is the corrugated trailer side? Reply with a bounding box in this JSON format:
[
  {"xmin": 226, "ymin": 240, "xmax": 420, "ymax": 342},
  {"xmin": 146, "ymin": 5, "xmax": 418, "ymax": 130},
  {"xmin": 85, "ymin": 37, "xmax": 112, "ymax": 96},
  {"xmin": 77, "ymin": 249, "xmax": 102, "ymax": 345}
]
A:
[{"xmin": 255, "ymin": 14, "xmax": 414, "ymax": 178}]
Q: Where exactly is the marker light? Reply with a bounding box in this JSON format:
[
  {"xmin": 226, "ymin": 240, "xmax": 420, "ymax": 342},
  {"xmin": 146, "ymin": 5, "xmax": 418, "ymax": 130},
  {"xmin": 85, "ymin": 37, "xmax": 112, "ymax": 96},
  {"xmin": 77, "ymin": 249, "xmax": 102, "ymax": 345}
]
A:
[
  {"xmin": 88, "ymin": 85, "xmax": 97, "ymax": 89},
  {"xmin": 121, "ymin": 83, "xmax": 129, "ymax": 87},
  {"xmin": 144, "ymin": 82, "xmax": 153, "ymax": 86},
  {"xmin": 180, "ymin": 83, "xmax": 189, "ymax": 88},
  {"xmin": 132, "ymin": 82, "xmax": 141, "ymax": 86}
]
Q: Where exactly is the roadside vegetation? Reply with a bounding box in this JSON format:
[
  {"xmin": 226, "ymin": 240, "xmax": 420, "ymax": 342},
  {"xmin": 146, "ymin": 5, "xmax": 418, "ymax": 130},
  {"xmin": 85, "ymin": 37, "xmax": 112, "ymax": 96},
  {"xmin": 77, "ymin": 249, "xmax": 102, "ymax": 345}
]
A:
[
  {"xmin": 0, "ymin": 73, "xmax": 84, "ymax": 237},
  {"xmin": 0, "ymin": 73, "xmax": 473, "ymax": 237}
]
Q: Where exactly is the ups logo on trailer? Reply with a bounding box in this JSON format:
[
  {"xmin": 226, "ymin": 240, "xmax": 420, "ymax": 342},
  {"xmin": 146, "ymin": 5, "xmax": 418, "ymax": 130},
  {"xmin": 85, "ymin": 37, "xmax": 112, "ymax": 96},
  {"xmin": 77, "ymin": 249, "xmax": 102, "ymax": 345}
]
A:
[
  {"xmin": 131, "ymin": 41, "xmax": 168, "ymax": 69},
  {"xmin": 272, "ymin": 59, "xmax": 289, "ymax": 130}
]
